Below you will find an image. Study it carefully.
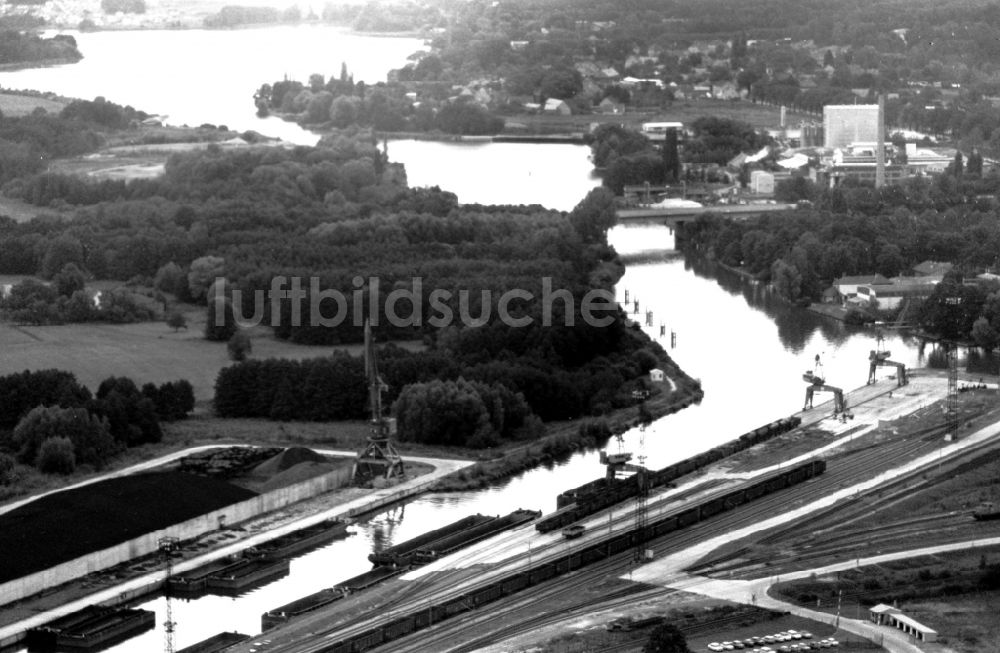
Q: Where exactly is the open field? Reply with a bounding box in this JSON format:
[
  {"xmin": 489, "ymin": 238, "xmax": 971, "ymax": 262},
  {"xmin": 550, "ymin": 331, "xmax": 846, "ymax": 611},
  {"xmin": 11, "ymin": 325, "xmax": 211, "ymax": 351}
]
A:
[
  {"xmin": 502, "ymin": 98, "xmax": 815, "ymax": 134},
  {"xmin": 0, "ymin": 302, "xmax": 425, "ymax": 402},
  {"xmin": 0, "ymin": 92, "xmax": 67, "ymax": 117},
  {"xmin": 771, "ymin": 547, "xmax": 1000, "ymax": 653},
  {"xmin": 0, "ymin": 195, "xmax": 54, "ymax": 223}
]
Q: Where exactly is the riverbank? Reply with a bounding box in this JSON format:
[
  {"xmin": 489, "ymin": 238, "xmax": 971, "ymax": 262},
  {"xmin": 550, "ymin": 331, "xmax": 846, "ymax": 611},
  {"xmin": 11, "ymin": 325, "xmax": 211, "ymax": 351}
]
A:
[{"xmin": 431, "ymin": 368, "xmax": 704, "ymax": 492}]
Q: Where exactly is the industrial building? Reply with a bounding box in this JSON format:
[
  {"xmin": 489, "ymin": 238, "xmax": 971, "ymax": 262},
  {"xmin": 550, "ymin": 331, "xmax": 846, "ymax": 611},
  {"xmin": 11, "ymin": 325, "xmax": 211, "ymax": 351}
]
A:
[{"xmin": 823, "ymin": 105, "xmax": 880, "ymax": 149}]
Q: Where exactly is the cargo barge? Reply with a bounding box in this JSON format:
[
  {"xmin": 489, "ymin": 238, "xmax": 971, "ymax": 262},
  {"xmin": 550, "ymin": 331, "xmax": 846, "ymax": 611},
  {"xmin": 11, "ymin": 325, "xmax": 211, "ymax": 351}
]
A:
[
  {"xmin": 261, "ymin": 588, "xmax": 347, "ymax": 630},
  {"xmin": 167, "ymin": 556, "xmax": 243, "ymax": 595},
  {"xmin": 177, "ymin": 631, "xmax": 250, "ymax": 653},
  {"xmin": 261, "ymin": 566, "xmax": 405, "ymax": 630},
  {"xmin": 412, "ymin": 509, "xmax": 540, "ymax": 564},
  {"xmin": 368, "ymin": 514, "xmax": 493, "ymax": 566},
  {"xmin": 263, "ymin": 509, "xmax": 540, "ymax": 631},
  {"xmin": 205, "ymin": 558, "xmax": 290, "ymax": 594},
  {"xmin": 26, "ymin": 606, "xmax": 155, "ymax": 651},
  {"xmin": 253, "ymin": 518, "xmax": 348, "ymax": 560}
]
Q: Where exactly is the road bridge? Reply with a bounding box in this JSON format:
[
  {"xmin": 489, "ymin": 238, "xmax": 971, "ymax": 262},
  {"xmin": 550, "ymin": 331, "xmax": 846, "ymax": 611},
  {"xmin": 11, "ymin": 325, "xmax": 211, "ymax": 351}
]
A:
[{"xmin": 616, "ymin": 202, "xmax": 799, "ymax": 228}]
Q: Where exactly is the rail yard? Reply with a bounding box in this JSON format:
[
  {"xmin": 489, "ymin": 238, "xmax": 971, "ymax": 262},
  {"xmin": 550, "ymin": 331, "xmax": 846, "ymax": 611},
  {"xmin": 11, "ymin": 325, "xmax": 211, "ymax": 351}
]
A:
[
  {"xmin": 6, "ymin": 367, "xmax": 1000, "ymax": 653},
  {"xmin": 218, "ymin": 369, "xmax": 1000, "ymax": 653}
]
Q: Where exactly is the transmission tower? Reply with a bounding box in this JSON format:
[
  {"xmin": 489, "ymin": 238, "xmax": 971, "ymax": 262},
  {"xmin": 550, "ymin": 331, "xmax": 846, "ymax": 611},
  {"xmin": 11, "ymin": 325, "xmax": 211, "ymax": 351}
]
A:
[{"xmin": 158, "ymin": 537, "xmax": 180, "ymax": 653}]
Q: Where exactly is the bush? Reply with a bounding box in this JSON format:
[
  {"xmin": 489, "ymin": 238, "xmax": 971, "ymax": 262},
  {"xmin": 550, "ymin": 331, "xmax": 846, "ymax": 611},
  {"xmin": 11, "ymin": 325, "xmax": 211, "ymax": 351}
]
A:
[
  {"xmin": 12, "ymin": 405, "xmax": 118, "ymax": 468},
  {"xmin": 0, "ymin": 453, "xmax": 15, "ymax": 485},
  {"xmin": 37, "ymin": 436, "xmax": 76, "ymax": 474},
  {"xmin": 227, "ymin": 330, "xmax": 252, "ymax": 361}
]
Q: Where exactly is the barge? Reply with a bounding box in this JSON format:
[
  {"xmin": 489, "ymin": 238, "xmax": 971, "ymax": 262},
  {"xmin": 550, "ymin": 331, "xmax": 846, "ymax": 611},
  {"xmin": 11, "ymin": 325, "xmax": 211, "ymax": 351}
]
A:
[
  {"xmin": 368, "ymin": 514, "xmax": 493, "ymax": 566},
  {"xmin": 177, "ymin": 631, "xmax": 250, "ymax": 653},
  {"xmin": 26, "ymin": 606, "xmax": 155, "ymax": 651},
  {"xmin": 205, "ymin": 558, "xmax": 290, "ymax": 594},
  {"xmin": 253, "ymin": 518, "xmax": 348, "ymax": 560},
  {"xmin": 261, "ymin": 588, "xmax": 347, "ymax": 630}
]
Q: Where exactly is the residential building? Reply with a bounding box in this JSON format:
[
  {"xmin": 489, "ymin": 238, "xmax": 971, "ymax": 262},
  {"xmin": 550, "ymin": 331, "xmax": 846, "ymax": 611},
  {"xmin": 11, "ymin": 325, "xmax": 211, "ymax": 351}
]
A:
[
  {"xmin": 857, "ymin": 281, "xmax": 938, "ymax": 310},
  {"xmin": 833, "ymin": 274, "xmax": 890, "ymax": 301},
  {"xmin": 543, "ymin": 98, "xmax": 571, "ymax": 115}
]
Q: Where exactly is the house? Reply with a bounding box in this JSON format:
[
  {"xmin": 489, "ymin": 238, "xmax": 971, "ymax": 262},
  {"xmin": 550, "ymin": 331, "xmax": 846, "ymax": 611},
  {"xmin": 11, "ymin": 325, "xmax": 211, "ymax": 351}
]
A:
[
  {"xmin": 649, "ymin": 368, "xmax": 665, "ymax": 382},
  {"xmin": 869, "ymin": 604, "xmax": 937, "ymax": 643},
  {"xmin": 833, "ymin": 274, "xmax": 890, "ymax": 301},
  {"xmin": 596, "ymin": 97, "xmax": 624, "ymax": 114},
  {"xmin": 857, "ymin": 281, "xmax": 937, "ymax": 310},
  {"xmin": 912, "ymin": 261, "xmax": 953, "ymax": 277},
  {"xmin": 543, "ymin": 98, "xmax": 571, "ymax": 115}
]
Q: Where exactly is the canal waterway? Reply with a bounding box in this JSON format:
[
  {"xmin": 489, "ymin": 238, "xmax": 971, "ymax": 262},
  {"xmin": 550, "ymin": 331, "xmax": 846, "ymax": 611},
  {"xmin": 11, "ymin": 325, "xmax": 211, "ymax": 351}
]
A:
[{"xmin": 0, "ymin": 28, "xmax": 926, "ymax": 652}]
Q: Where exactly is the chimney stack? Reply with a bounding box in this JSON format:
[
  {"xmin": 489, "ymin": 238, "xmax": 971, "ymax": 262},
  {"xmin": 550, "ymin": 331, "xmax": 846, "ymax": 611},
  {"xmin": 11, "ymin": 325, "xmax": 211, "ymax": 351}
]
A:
[{"xmin": 875, "ymin": 94, "xmax": 886, "ymax": 188}]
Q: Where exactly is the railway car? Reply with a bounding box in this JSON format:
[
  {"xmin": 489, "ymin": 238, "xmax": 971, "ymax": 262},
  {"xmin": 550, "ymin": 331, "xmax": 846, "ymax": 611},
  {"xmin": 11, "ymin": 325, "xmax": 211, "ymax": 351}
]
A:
[
  {"xmin": 384, "ymin": 615, "xmax": 416, "ymax": 639},
  {"xmin": 502, "ymin": 572, "xmax": 529, "ymax": 594},
  {"xmin": 677, "ymin": 506, "xmax": 700, "ymax": 527}
]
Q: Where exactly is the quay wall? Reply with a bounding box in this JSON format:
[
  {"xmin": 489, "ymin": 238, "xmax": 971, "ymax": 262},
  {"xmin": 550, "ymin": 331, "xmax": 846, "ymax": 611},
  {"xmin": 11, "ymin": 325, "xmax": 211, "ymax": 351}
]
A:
[{"xmin": 0, "ymin": 466, "xmax": 353, "ymax": 607}]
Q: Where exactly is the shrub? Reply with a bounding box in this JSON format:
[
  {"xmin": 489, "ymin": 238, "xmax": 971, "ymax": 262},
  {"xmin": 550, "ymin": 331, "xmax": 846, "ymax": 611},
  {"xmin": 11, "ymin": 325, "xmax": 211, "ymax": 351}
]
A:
[
  {"xmin": 0, "ymin": 453, "xmax": 15, "ymax": 485},
  {"xmin": 227, "ymin": 330, "xmax": 252, "ymax": 361},
  {"xmin": 36, "ymin": 436, "xmax": 76, "ymax": 474}
]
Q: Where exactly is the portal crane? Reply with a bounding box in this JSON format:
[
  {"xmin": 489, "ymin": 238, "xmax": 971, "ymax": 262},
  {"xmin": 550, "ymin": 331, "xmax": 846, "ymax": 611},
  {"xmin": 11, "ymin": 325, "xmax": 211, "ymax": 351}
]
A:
[
  {"xmin": 867, "ymin": 331, "xmax": 908, "ymax": 387},
  {"xmin": 353, "ymin": 319, "xmax": 404, "ymax": 485},
  {"xmin": 803, "ymin": 354, "xmax": 850, "ymax": 417}
]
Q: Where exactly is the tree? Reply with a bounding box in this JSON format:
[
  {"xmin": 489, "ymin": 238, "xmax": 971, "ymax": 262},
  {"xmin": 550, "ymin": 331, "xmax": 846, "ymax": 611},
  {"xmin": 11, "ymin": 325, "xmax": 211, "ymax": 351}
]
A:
[
  {"xmin": 569, "ymin": 187, "xmax": 617, "ymax": 244},
  {"xmin": 823, "ymin": 49, "xmax": 835, "ymax": 67},
  {"xmin": 37, "ymin": 436, "xmax": 76, "ymax": 475},
  {"xmin": 644, "ymin": 623, "xmax": 691, "ymax": 653},
  {"xmin": 393, "ymin": 378, "xmax": 493, "ymax": 446},
  {"xmin": 187, "ymin": 255, "xmax": 225, "ymax": 302},
  {"xmin": 228, "ymin": 330, "xmax": 252, "ymax": 361},
  {"xmin": 53, "ymin": 262, "xmax": 86, "ymax": 297},
  {"xmin": 967, "ymin": 149, "xmax": 984, "ymax": 177},
  {"xmin": 951, "ymin": 151, "xmax": 965, "ymax": 177},
  {"xmin": 154, "ymin": 261, "xmax": 188, "ymax": 298},
  {"xmin": 205, "ymin": 296, "xmax": 238, "ymax": 341},
  {"xmin": 166, "ymin": 309, "xmax": 187, "ymax": 331},
  {"xmin": 11, "ymin": 405, "xmax": 117, "ymax": 468},
  {"xmin": 41, "ymin": 235, "xmax": 85, "ymax": 279}
]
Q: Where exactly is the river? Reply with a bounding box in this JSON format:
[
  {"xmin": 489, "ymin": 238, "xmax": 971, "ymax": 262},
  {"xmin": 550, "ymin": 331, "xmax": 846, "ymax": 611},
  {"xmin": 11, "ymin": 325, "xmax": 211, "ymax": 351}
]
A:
[{"xmin": 0, "ymin": 28, "xmax": 926, "ymax": 652}]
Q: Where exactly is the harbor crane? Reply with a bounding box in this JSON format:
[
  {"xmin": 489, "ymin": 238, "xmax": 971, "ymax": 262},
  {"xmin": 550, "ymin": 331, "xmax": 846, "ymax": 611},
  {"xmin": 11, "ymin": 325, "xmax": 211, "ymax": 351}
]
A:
[
  {"xmin": 353, "ymin": 319, "xmax": 405, "ymax": 485},
  {"xmin": 867, "ymin": 330, "xmax": 908, "ymax": 387},
  {"xmin": 803, "ymin": 354, "xmax": 850, "ymax": 417}
]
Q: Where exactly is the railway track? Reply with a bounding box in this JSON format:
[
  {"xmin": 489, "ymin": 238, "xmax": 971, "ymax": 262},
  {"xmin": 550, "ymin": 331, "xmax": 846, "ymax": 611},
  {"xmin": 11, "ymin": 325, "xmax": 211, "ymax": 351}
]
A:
[{"xmin": 248, "ymin": 385, "xmax": 995, "ymax": 653}]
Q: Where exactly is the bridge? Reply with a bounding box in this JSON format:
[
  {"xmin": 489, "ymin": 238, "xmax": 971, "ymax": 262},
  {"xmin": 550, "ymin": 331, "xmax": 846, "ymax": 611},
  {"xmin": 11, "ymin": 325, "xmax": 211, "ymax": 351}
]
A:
[{"xmin": 616, "ymin": 202, "xmax": 799, "ymax": 227}]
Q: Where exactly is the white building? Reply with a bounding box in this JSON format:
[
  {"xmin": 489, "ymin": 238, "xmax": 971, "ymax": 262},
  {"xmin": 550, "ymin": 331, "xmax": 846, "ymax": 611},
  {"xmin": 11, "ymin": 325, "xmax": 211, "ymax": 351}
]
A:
[
  {"xmin": 750, "ymin": 170, "xmax": 774, "ymax": 194},
  {"xmin": 824, "ymin": 104, "xmax": 880, "ymax": 149}
]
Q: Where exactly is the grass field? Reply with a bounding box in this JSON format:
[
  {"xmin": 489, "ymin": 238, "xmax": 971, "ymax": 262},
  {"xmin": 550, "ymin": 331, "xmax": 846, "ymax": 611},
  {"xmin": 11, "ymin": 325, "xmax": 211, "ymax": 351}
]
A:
[
  {"xmin": 0, "ymin": 299, "xmax": 424, "ymax": 402},
  {"xmin": 0, "ymin": 92, "xmax": 67, "ymax": 117},
  {"xmin": 505, "ymin": 98, "xmax": 816, "ymax": 134}
]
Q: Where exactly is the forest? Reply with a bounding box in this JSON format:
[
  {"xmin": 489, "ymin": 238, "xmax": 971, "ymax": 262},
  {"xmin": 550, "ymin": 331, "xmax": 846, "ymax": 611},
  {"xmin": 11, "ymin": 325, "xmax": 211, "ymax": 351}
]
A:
[
  {"xmin": 0, "ymin": 101, "xmax": 696, "ymax": 449},
  {"xmin": 680, "ymin": 167, "xmax": 1000, "ymax": 344}
]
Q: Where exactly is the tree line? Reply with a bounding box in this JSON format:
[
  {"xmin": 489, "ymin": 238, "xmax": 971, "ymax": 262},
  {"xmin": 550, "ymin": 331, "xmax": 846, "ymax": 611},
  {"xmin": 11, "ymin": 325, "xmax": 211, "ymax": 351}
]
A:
[{"xmin": 0, "ymin": 370, "xmax": 194, "ymax": 479}]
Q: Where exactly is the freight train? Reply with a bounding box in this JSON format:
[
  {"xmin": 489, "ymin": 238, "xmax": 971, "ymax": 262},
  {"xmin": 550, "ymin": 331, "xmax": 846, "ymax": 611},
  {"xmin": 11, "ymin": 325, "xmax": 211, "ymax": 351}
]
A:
[
  {"xmin": 540, "ymin": 415, "xmax": 802, "ymax": 533},
  {"xmin": 321, "ymin": 458, "xmax": 825, "ymax": 653}
]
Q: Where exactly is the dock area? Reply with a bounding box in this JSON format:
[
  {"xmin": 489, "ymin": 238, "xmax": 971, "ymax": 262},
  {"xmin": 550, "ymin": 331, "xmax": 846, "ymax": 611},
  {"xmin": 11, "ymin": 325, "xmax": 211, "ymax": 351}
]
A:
[{"xmin": 0, "ymin": 450, "xmax": 474, "ymax": 650}]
